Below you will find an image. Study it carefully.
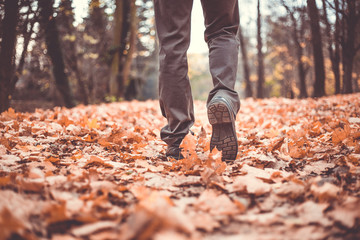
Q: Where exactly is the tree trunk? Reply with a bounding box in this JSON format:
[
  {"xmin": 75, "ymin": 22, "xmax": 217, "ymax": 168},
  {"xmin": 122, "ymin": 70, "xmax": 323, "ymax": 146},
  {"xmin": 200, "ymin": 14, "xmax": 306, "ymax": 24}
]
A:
[
  {"xmin": 281, "ymin": 2, "xmax": 308, "ymax": 98},
  {"xmin": 109, "ymin": 0, "xmax": 132, "ymax": 100},
  {"xmin": 87, "ymin": 0, "xmax": 107, "ymax": 102},
  {"xmin": 109, "ymin": 0, "xmax": 124, "ymax": 98},
  {"xmin": 307, "ymin": 0, "xmax": 326, "ymax": 97},
  {"xmin": 11, "ymin": 7, "xmax": 36, "ymax": 96},
  {"xmin": 59, "ymin": 0, "xmax": 89, "ymax": 105},
  {"xmin": 295, "ymin": 12, "xmax": 308, "ymax": 98},
  {"xmin": 123, "ymin": 0, "xmax": 137, "ymax": 100},
  {"xmin": 295, "ymin": 44, "xmax": 308, "ymax": 98},
  {"xmin": 38, "ymin": 0, "xmax": 75, "ymax": 108},
  {"xmin": 342, "ymin": 53, "xmax": 354, "ymax": 94},
  {"xmin": 256, "ymin": 0, "xmax": 265, "ymax": 99},
  {"xmin": 0, "ymin": 0, "xmax": 19, "ymax": 113},
  {"xmin": 334, "ymin": 0, "xmax": 342, "ymax": 94},
  {"xmin": 284, "ymin": 68, "xmax": 294, "ymax": 99},
  {"xmin": 322, "ymin": 0, "xmax": 341, "ymax": 95},
  {"xmin": 238, "ymin": 17, "xmax": 252, "ymax": 98},
  {"xmin": 341, "ymin": 0, "xmax": 360, "ymax": 94}
]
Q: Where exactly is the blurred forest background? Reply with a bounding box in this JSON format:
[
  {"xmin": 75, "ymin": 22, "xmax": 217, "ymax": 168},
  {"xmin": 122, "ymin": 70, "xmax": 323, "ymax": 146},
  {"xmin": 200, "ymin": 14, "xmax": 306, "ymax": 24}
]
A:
[{"xmin": 0, "ymin": 0, "xmax": 359, "ymax": 113}]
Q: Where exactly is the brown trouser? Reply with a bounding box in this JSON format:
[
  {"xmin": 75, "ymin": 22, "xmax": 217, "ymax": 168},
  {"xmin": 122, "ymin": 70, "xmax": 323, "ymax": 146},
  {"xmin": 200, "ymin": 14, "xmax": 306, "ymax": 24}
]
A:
[{"xmin": 154, "ymin": 0, "xmax": 240, "ymax": 147}]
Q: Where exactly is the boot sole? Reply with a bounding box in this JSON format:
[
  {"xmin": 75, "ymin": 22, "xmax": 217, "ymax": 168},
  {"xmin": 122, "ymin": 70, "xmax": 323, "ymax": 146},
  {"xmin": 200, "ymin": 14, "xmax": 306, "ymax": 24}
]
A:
[{"xmin": 208, "ymin": 99, "xmax": 238, "ymax": 161}]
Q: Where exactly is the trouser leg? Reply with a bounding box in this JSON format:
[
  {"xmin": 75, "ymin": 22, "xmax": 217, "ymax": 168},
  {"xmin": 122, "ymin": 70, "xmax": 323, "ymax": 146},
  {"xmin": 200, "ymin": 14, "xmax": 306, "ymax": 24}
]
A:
[
  {"xmin": 201, "ymin": 0, "xmax": 241, "ymax": 115},
  {"xmin": 153, "ymin": 0, "xmax": 194, "ymax": 147}
]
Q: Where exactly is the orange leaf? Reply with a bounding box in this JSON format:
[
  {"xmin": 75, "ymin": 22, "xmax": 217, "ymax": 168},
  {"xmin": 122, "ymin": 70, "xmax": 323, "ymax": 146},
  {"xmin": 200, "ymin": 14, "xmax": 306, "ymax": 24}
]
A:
[
  {"xmin": 84, "ymin": 156, "xmax": 113, "ymax": 169},
  {"xmin": 87, "ymin": 118, "xmax": 99, "ymax": 129},
  {"xmin": 205, "ymin": 147, "xmax": 226, "ymax": 175},
  {"xmin": 45, "ymin": 156, "xmax": 61, "ymax": 163},
  {"xmin": 0, "ymin": 207, "xmax": 25, "ymax": 240},
  {"xmin": 43, "ymin": 202, "xmax": 69, "ymax": 224},
  {"xmin": 332, "ymin": 123, "xmax": 351, "ymax": 144},
  {"xmin": 0, "ymin": 176, "xmax": 11, "ymax": 186}
]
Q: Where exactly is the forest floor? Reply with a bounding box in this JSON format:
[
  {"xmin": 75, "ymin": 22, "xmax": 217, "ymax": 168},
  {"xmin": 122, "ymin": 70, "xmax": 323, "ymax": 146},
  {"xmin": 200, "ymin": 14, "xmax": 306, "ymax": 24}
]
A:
[{"xmin": 1, "ymin": 94, "xmax": 360, "ymax": 240}]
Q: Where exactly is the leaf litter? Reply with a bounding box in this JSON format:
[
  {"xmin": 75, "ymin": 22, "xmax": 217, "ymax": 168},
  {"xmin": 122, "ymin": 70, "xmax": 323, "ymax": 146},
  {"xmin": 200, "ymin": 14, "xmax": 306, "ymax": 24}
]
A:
[{"xmin": 0, "ymin": 94, "xmax": 360, "ymax": 239}]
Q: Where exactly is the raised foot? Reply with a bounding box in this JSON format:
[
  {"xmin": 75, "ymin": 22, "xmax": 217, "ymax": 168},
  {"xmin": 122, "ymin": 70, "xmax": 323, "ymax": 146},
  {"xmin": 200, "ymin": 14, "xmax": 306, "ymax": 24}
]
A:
[{"xmin": 207, "ymin": 99, "xmax": 238, "ymax": 161}]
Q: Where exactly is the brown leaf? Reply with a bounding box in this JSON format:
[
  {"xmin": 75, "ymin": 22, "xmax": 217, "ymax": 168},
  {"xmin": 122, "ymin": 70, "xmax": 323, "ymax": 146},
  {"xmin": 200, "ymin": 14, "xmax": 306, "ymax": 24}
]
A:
[
  {"xmin": 273, "ymin": 181, "xmax": 305, "ymax": 199},
  {"xmin": 84, "ymin": 156, "xmax": 113, "ymax": 169},
  {"xmin": 0, "ymin": 137, "xmax": 16, "ymax": 150},
  {"xmin": 0, "ymin": 176, "xmax": 11, "ymax": 187},
  {"xmin": 310, "ymin": 182, "xmax": 340, "ymax": 202},
  {"xmin": 267, "ymin": 137, "xmax": 284, "ymax": 152},
  {"xmin": 228, "ymin": 175, "xmax": 271, "ymax": 195},
  {"xmin": 332, "ymin": 122, "xmax": 351, "ymax": 144},
  {"xmin": 43, "ymin": 202, "xmax": 69, "ymax": 224},
  {"xmin": 121, "ymin": 191, "xmax": 194, "ymax": 239},
  {"xmin": 135, "ymin": 160, "xmax": 164, "ymax": 172},
  {"xmin": 190, "ymin": 212, "xmax": 220, "ymax": 232},
  {"xmin": 0, "ymin": 207, "xmax": 25, "ymax": 240},
  {"xmin": 71, "ymin": 221, "xmax": 118, "ymax": 237},
  {"xmin": 197, "ymin": 126, "xmax": 210, "ymax": 152},
  {"xmin": 195, "ymin": 189, "xmax": 239, "ymax": 215},
  {"xmin": 173, "ymin": 175, "xmax": 202, "ymax": 187},
  {"xmin": 153, "ymin": 230, "xmax": 189, "ymax": 240},
  {"xmin": 326, "ymin": 197, "xmax": 360, "ymax": 228},
  {"xmin": 87, "ymin": 118, "xmax": 99, "ymax": 129},
  {"xmin": 204, "ymin": 147, "xmax": 226, "ymax": 175},
  {"xmin": 295, "ymin": 201, "xmax": 332, "ymax": 226},
  {"xmin": 17, "ymin": 176, "xmax": 44, "ymax": 192}
]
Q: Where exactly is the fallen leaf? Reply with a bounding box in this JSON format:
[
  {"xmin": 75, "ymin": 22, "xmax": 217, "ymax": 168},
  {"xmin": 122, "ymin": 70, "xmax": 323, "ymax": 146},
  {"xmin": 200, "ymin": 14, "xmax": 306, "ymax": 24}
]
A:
[
  {"xmin": 326, "ymin": 197, "xmax": 360, "ymax": 228},
  {"xmin": 195, "ymin": 189, "xmax": 239, "ymax": 215},
  {"xmin": 0, "ymin": 207, "xmax": 25, "ymax": 240},
  {"xmin": 84, "ymin": 156, "xmax": 113, "ymax": 169},
  {"xmin": 228, "ymin": 175, "xmax": 271, "ymax": 195},
  {"xmin": 296, "ymin": 201, "xmax": 332, "ymax": 226},
  {"xmin": 332, "ymin": 122, "xmax": 351, "ymax": 144},
  {"xmin": 71, "ymin": 221, "xmax": 118, "ymax": 237},
  {"xmin": 310, "ymin": 182, "xmax": 340, "ymax": 202}
]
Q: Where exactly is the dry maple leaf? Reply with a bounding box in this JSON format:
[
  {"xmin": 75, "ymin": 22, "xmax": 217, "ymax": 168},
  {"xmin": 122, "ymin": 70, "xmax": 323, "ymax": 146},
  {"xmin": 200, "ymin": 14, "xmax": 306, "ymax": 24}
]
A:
[
  {"xmin": 0, "ymin": 207, "xmax": 26, "ymax": 240},
  {"xmin": 121, "ymin": 190, "xmax": 194, "ymax": 239},
  {"xmin": 204, "ymin": 147, "xmax": 226, "ymax": 175},
  {"xmin": 84, "ymin": 156, "xmax": 114, "ymax": 169},
  {"xmin": 180, "ymin": 134, "xmax": 197, "ymax": 158},
  {"xmin": 43, "ymin": 202, "xmax": 69, "ymax": 224},
  {"xmin": 87, "ymin": 118, "xmax": 100, "ymax": 129},
  {"xmin": 326, "ymin": 196, "xmax": 360, "ymax": 228},
  {"xmin": 332, "ymin": 122, "xmax": 351, "ymax": 144},
  {"xmin": 195, "ymin": 189, "xmax": 240, "ymax": 215},
  {"xmin": 229, "ymin": 175, "xmax": 271, "ymax": 195}
]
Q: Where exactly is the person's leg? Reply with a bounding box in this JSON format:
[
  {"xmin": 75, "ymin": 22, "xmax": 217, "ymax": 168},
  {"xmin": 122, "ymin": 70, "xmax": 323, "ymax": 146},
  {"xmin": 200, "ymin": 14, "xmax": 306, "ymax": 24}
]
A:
[
  {"xmin": 153, "ymin": 0, "xmax": 194, "ymax": 158},
  {"xmin": 201, "ymin": 0, "xmax": 240, "ymax": 112},
  {"xmin": 201, "ymin": 0, "xmax": 240, "ymax": 160}
]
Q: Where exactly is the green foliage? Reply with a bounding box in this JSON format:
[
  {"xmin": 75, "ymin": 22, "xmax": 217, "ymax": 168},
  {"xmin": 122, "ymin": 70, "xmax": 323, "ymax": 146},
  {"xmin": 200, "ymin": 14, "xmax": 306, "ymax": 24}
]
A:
[{"xmin": 105, "ymin": 95, "xmax": 123, "ymax": 103}]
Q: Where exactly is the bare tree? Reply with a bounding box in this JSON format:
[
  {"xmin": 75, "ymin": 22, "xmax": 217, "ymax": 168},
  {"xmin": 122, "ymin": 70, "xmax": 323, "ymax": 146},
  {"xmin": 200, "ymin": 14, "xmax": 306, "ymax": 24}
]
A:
[
  {"xmin": 38, "ymin": 0, "xmax": 75, "ymax": 108},
  {"xmin": 322, "ymin": 0, "xmax": 341, "ymax": 94},
  {"xmin": 338, "ymin": 0, "xmax": 360, "ymax": 94},
  {"xmin": 0, "ymin": 0, "xmax": 19, "ymax": 112},
  {"xmin": 307, "ymin": 0, "xmax": 326, "ymax": 97},
  {"xmin": 256, "ymin": 0, "xmax": 265, "ymax": 98},
  {"xmin": 57, "ymin": 0, "xmax": 89, "ymax": 105},
  {"xmin": 83, "ymin": 0, "xmax": 110, "ymax": 102},
  {"xmin": 282, "ymin": 1, "xmax": 308, "ymax": 98},
  {"xmin": 123, "ymin": 0, "xmax": 138, "ymax": 100},
  {"xmin": 109, "ymin": 0, "xmax": 137, "ymax": 100},
  {"xmin": 238, "ymin": 15, "xmax": 252, "ymax": 98},
  {"xmin": 11, "ymin": 1, "xmax": 37, "ymax": 94}
]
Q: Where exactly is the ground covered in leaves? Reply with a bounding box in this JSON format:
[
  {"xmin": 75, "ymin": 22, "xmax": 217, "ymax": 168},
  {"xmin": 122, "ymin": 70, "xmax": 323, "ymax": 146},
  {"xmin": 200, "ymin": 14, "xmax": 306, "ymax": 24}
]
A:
[{"xmin": 1, "ymin": 94, "xmax": 360, "ymax": 240}]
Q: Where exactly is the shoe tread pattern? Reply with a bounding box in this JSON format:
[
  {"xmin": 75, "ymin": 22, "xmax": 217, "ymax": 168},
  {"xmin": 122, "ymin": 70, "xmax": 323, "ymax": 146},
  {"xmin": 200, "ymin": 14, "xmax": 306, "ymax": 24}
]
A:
[{"xmin": 208, "ymin": 101, "xmax": 238, "ymax": 161}]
